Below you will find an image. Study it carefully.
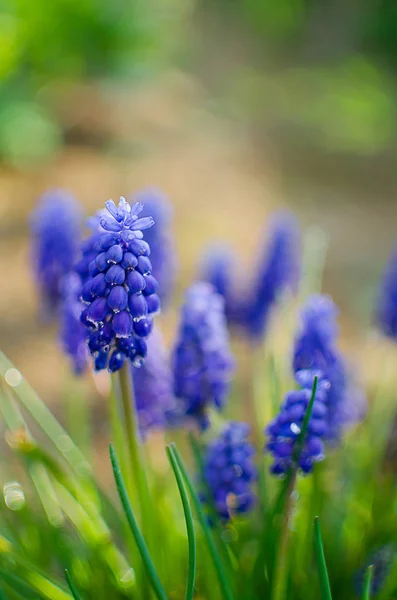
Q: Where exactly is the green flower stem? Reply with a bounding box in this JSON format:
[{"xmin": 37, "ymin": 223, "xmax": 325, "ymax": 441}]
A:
[
  {"xmin": 65, "ymin": 570, "xmax": 82, "ymax": 600},
  {"xmin": 362, "ymin": 565, "xmax": 374, "ymax": 600},
  {"xmin": 170, "ymin": 443, "xmax": 234, "ymax": 600},
  {"xmin": 271, "ymin": 376, "xmax": 318, "ymax": 600},
  {"xmin": 109, "ymin": 443, "xmax": 167, "ymax": 600},
  {"xmin": 118, "ymin": 366, "xmax": 152, "ymax": 540},
  {"xmin": 313, "ymin": 517, "xmax": 333, "ymax": 600},
  {"xmin": 166, "ymin": 445, "xmax": 196, "ymax": 600}
]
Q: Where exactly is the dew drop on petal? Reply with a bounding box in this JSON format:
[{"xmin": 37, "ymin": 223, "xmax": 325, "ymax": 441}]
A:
[{"xmin": 290, "ymin": 423, "xmax": 301, "ymax": 435}]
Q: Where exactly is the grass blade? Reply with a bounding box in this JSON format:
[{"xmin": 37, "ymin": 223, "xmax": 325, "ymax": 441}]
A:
[
  {"xmin": 65, "ymin": 570, "xmax": 81, "ymax": 600},
  {"xmin": 0, "ymin": 352, "xmax": 91, "ymax": 479},
  {"xmin": 166, "ymin": 444, "xmax": 196, "ymax": 600},
  {"xmin": 109, "ymin": 443, "xmax": 167, "ymax": 600},
  {"xmin": 169, "ymin": 444, "xmax": 234, "ymax": 600},
  {"xmin": 314, "ymin": 517, "xmax": 333, "ymax": 600},
  {"xmin": 362, "ymin": 565, "xmax": 374, "ymax": 600}
]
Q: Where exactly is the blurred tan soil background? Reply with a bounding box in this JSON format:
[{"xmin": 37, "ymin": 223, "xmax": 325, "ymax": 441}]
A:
[{"xmin": 0, "ymin": 0, "xmax": 397, "ymax": 402}]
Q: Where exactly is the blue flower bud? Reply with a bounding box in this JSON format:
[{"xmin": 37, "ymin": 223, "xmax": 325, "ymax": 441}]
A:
[
  {"xmin": 128, "ymin": 293, "xmax": 148, "ymax": 320},
  {"xmin": 86, "ymin": 297, "xmax": 108, "ymax": 324},
  {"xmin": 126, "ymin": 271, "xmax": 146, "ymax": 294},
  {"xmin": 133, "ymin": 317, "xmax": 153, "ymax": 338},
  {"xmin": 106, "ymin": 244, "xmax": 123, "ymax": 264},
  {"xmin": 96, "ymin": 252, "xmax": 108, "ymax": 272},
  {"xmin": 137, "ymin": 256, "xmax": 152, "ymax": 275},
  {"xmin": 143, "ymin": 275, "xmax": 158, "ymax": 296},
  {"xmin": 112, "ymin": 311, "xmax": 133, "ymax": 337},
  {"xmin": 105, "ymin": 264, "xmax": 125, "ymax": 285},
  {"xmin": 146, "ymin": 294, "xmax": 161, "ymax": 315},
  {"xmin": 109, "ymin": 351, "xmax": 126, "ymax": 372},
  {"xmin": 121, "ymin": 252, "xmax": 138, "ymax": 270},
  {"xmin": 108, "ymin": 286, "xmax": 128, "ymax": 311}
]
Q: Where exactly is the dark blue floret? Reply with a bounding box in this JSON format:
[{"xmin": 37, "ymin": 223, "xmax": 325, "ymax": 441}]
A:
[
  {"xmin": 202, "ymin": 422, "xmax": 257, "ymax": 521},
  {"xmin": 30, "ymin": 189, "xmax": 82, "ymax": 316},
  {"xmin": 134, "ymin": 189, "xmax": 177, "ymax": 308},
  {"xmin": 132, "ymin": 328, "xmax": 175, "ymax": 438},
  {"xmin": 244, "ymin": 213, "xmax": 300, "ymax": 341},
  {"xmin": 76, "ymin": 197, "xmax": 160, "ymax": 372},
  {"xmin": 266, "ymin": 370, "xmax": 329, "ymax": 475},
  {"xmin": 171, "ymin": 282, "xmax": 235, "ymax": 429},
  {"xmin": 376, "ymin": 243, "xmax": 397, "ymax": 339}
]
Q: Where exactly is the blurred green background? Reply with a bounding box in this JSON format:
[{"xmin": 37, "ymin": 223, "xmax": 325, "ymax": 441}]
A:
[{"xmin": 0, "ymin": 0, "xmax": 396, "ymax": 396}]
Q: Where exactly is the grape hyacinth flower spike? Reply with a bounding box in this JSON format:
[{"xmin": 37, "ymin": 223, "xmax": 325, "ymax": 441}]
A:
[
  {"xmin": 266, "ymin": 370, "xmax": 329, "ymax": 475},
  {"xmin": 30, "ymin": 189, "xmax": 82, "ymax": 316},
  {"xmin": 172, "ymin": 282, "xmax": 235, "ymax": 429},
  {"xmin": 376, "ymin": 243, "xmax": 397, "ymax": 340},
  {"xmin": 203, "ymin": 422, "xmax": 257, "ymax": 520},
  {"xmin": 245, "ymin": 212, "xmax": 300, "ymax": 341},
  {"xmin": 293, "ymin": 294, "xmax": 365, "ymax": 442},
  {"xmin": 59, "ymin": 273, "xmax": 90, "ymax": 375},
  {"xmin": 79, "ymin": 197, "xmax": 161, "ymax": 372},
  {"xmin": 199, "ymin": 243, "xmax": 241, "ymax": 327},
  {"xmin": 132, "ymin": 327, "xmax": 175, "ymax": 438}
]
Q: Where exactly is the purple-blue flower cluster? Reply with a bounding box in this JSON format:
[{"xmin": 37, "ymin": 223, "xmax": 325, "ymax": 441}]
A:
[
  {"xmin": 376, "ymin": 243, "xmax": 397, "ymax": 339},
  {"xmin": 199, "ymin": 244, "xmax": 241, "ymax": 326},
  {"xmin": 266, "ymin": 370, "xmax": 328, "ymax": 475},
  {"xmin": 293, "ymin": 294, "xmax": 351, "ymax": 441},
  {"xmin": 172, "ymin": 282, "xmax": 235, "ymax": 429},
  {"xmin": 244, "ymin": 213, "xmax": 300, "ymax": 341},
  {"xmin": 79, "ymin": 197, "xmax": 161, "ymax": 372},
  {"xmin": 59, "ymin": 273, "xmax": 90, "ymax": 375},
  {"xmin": 132, "ymin": 327, "xmax": 175, "ymax": 438},
  {"xmin": 30, "ymin": 189, "xmax": 82, "ymax": 316},
  {"xmin": 134, "ymin": 189, "xmax": 177, "ymax": 308},
  {"xmin": 203, "ymin": 422, "xmax": 257, "ymax": 520}
]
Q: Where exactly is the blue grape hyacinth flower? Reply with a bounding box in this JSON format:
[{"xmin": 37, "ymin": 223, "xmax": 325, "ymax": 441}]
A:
[
  {"xmin": 203, "ymin": 422, "xmax": 257, "ymax": 521},
  {"xmin": 245, "ymin": 212, "xmax": 300, "ymax": 341},
  {"xmin": 293, "ymin": 294, "xmax": 365, "ymax": 442},
  {"xmin": 376, "ymin": 243, "xmax": 397, "ymax": 339},
  {"xmin": 134, "ymin": 188, "xmax": 177, "ymax": 308},
  {"xmin": 172, "ymin": 282, "xmax": 235, "ymax": 429},
  {"xmin": 30, "ymin": 189, "xmax": 82, "ymax": 316},
  {"xmin": 199, "ymin": 243, "xmax": 241, "ymax": 327},
  {"xmin": 78, "ymin": 197, "xmax": 161, "ymax": 373},
  {"xmin": 266, "ymin": 370, "xmax": 329, "ymax": 475},
  {"xmin": 132, "ymin": 327, "xmax": 175, "ymax": 438},
  {"xmin": 59, "ymin": 273, "xmax": 90, "ymax": 375}
]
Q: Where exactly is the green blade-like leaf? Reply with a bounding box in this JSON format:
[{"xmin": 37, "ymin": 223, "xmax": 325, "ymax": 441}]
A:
[
  {"xmin": 169, "ymin": 443, "xmax": 234, "ymax": 600},
  {"xmin": 0, "ymin": 352, "xmax": 91, "ymax": 479},
  {"xmin": 65, "ymin": 570, "xmax": 82, "ymax": 600},
  {"xmin": 109, "ymin": 443, "xmax": 167, "ymax": 600},
  {"xmin": 166, "ymin": 445, "xmax": 196, "ymax": 600},
  {"xmin": 362, "ymin": 565, "xmax": 374, "ymax": 600},
  {"xmin": 313, "ymin": 517, "xmax": 333, "ymax": 600}
]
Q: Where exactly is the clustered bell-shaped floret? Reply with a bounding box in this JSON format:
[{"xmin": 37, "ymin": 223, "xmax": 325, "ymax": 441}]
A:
[
  {"xmin": 79, "ymin": 197, "xmax": 161, "ymax": 372},
  {"xmin": 266, "ymin": 370, "xmax": 329, "ymax": 475},
  {"xmin": 203, "ymin": 422, "xmax": 257, "ymax": 521}
]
